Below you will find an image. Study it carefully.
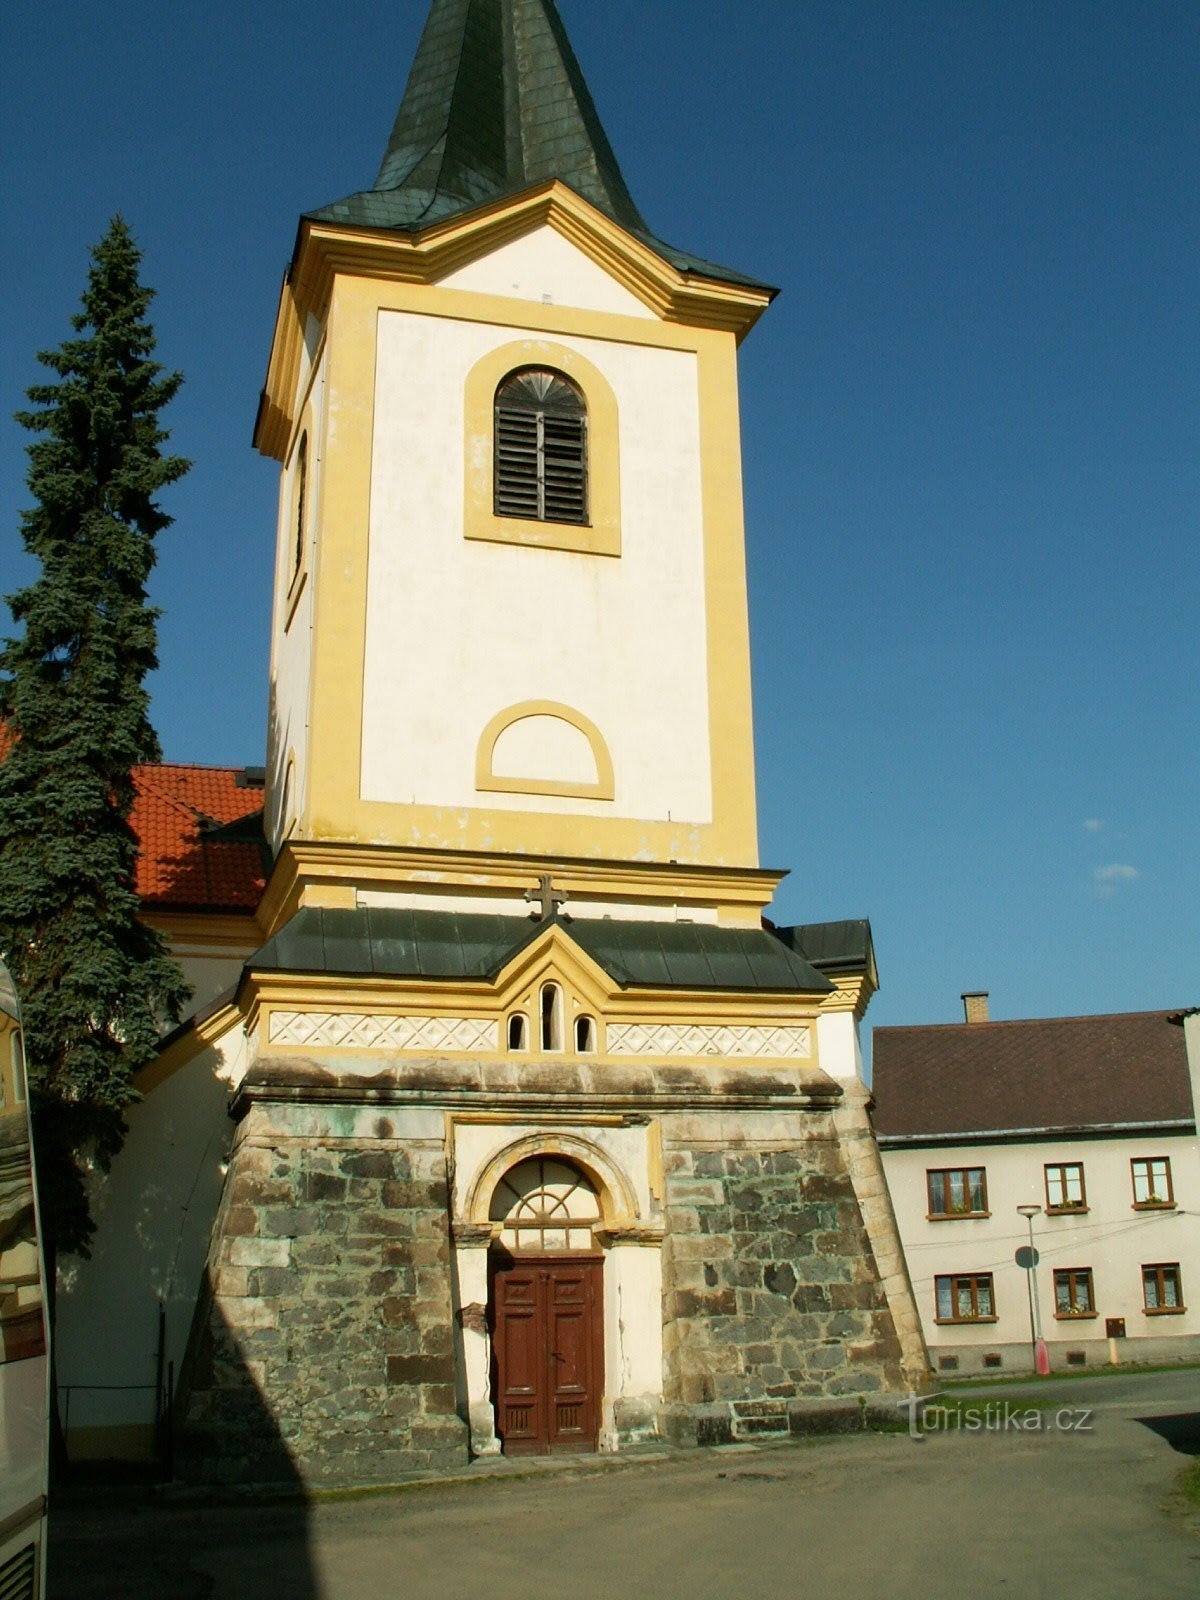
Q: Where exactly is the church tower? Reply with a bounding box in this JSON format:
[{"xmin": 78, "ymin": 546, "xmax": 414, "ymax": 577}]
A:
[
  {"xmin": 257, "ymin": 0, "xmax": 775, "ymax": 926},
  {"xmin": 57, "ymin": 0, "xmax": 928, "ymax": 1484}
]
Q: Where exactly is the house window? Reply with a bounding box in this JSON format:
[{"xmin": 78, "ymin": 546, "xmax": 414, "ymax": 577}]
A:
[
  {"xmin": 1142, "ymin": 1264, "xmax": 1185, "ymax": 1314},
  {"xmin": 935, "ymin": 1273, "xmax": 996, "ymax": 1323},
  {"xmin": 540, "ymin": 983, "xmax": 563, "ymax": 1052},
  {"xmin": 1053, "ymin": 1268, "xmax": 1095, "ymax": 1318},
  {"xmin": 927, "ymin": 1167, "xmax": 988, "ymax": 1218},
  {"xmin": 1045, "ymin": 1162, "xmax": 1087, "ymax": 1212},
  {"xmin": 494, "ymin": 369, "xmax": 588, "ymax": 525},
  {"xmin": 1131, "ymin": 1157, "xmax": 1174, "ymax": 1209},
  {"xmin": 507, "ymin": 1013, "xmax": 528, "ymax": 1052}
]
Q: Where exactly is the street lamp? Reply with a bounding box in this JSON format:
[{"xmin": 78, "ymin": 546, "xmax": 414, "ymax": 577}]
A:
[{"xmin": 1016, "ymin": 1204, "xmax": 1051, "ymax": 1376}]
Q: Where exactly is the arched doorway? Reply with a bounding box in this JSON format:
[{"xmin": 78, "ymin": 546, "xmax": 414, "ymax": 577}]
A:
[{"xmin": 488, "ymin": 1157, "xmax": 604, "ymax": 1455}]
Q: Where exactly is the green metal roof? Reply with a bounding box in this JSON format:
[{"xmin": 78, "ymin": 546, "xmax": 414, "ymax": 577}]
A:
[
  {"xmin": 249, "ymin": 908, "xmax": 831, "ymax": 994},
  {"xmin": 306, "ymin": 0, "xmax": 770, "ymax": 293},
  {"xmin": 771, "ymin": 920, "xmax": 876, "ymax": 977}
]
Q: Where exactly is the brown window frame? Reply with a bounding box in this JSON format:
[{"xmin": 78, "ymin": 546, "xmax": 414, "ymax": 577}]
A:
[
  {"xmin": 934, "ymin": 1272, "xmax": 997, "ymax": 1325},
  {"xmin": 1052, "ymin": 1267, "xmax": 1096, "ymax": 1319},
  {"xmin": 1142, "ymin": 1263, "xmax": 1185, "ymax": 1315},
  {"xmin": 1044, "ymin": 1161, "xmax": 1088, "ymax": 1214},
  {"xmin": 1130, "ymin": 1156, "xmax": 1174, "ymax": 1210},
  {"xmin": 926, "ymin": 1166, "xmax": 989, "ymax": 1220}
]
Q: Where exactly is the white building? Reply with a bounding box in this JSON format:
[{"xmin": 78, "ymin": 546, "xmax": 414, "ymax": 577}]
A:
[{"xmin": 874, "ymin": 998, "xmax": 1199, "ymax": 1376}]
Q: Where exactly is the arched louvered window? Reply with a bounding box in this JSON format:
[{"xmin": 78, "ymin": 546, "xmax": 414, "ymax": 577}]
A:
[{"xmin": 495, "ymin": 369, "xmax": 588, "ymax": 525}]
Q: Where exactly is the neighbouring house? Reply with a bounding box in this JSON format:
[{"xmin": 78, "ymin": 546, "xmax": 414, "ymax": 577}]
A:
[
  {"xmin": 50, "ymin": 0, "xmax": 928, "ymax": 1484},
  {"xmin": 873, "ymin": 995, "xmax": 1200, "ymax": 1376}
]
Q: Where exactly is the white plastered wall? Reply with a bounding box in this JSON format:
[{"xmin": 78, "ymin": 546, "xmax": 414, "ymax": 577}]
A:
[
  {"xmin": 265, "ymin": 342, "xmax": 326, "ymax": 853},
  {"xmin": 437, "ymin": 226, "xmax": 655, "ymax": 319},
  {"xmin": 55, "ymin": 1025, "xmax": 250, "ymax": 1454},
  {"xmin": 816, "ymin": 1010, "xmax": 866, "ymax": 1081},
  {"xmin": 360, "ymin": 307, "xmax": 712, "ymax": 826}
]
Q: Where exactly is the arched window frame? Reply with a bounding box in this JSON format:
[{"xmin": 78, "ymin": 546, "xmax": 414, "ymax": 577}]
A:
[
  {"xmin": 463, "ymin": 339, "xmax": 621, "ymax": 557},
  {"xmin": 540, "ymin": 983, "xmax": 564, "ymax": 1053}
]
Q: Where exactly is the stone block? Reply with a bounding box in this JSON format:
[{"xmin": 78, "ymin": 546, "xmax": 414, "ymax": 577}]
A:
[{"xmin": 229, "ymin": 1237, "xmax": 291, "ymax": 1269}]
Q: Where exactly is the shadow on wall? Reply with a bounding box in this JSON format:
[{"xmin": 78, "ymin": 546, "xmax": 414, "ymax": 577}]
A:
[{"xmin": 46, "ymin": 1295, "xmax": 320, "ymax": 1599}]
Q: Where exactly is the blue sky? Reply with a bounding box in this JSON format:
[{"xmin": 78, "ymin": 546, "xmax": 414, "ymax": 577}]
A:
[{"xmin": 1, "ymin": 1, "xmax": 1196, "ymax": 1036}]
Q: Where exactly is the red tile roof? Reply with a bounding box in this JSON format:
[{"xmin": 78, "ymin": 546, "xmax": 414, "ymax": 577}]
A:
[
  {"xmin": 131, "ymin": 763, "xmax": 267, "ymax": 913},
  {"xmin": 872, "ymin": 1010, "xmax": 1195, "ymax": 1140},
  {"xmin": 2, "ymin": 729, "xmax": 267, "ymax": 915}
]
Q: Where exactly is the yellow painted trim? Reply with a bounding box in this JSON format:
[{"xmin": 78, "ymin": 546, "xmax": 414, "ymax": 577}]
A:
[
  {"xmin": 256, "ymin": 842, "xmax": 783, "ymax": 941},
  {"xmin": 65, "ymin": 1424, "xmax": 154, "ymax": 1463},
  {"xmin": 463, "ymin": 338, "xmax": 620, "ymax": 556},
  {"xmin": 257, "ymin": 181, "xmax": 772, "ymax": 457},
  {"xmin": 137, "ymin": 1002, "xmax": 242, "ymax": 1093},
  {"xmin": 463, "ymin": 1128, "xmax": 640, "ymax": 1228},
  {"xmin": 140, "ymin": 911, "xmax": 260, "ymax": 949},
  {"xmin": 292, "ymin": 273, "xmax": 758, "ymax": 867},
  {"xmin": 475, "ymin": 699, "xmax": 615, "ymax": 801}
]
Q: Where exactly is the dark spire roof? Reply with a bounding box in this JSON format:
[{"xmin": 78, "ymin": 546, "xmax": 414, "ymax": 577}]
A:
[{"xmin": 307, "ymin": 0, "xmax": 766, "ymax": 290}]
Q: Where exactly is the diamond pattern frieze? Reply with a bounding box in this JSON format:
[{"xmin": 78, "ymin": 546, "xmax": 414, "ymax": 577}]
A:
[
  {"xmin": 269, "ymin": 1012, "xmax": 498, "ymax": 1052},
  {"xmin": 605, "ymin": 1022, "xmax": 811, "ymax": 1059}
]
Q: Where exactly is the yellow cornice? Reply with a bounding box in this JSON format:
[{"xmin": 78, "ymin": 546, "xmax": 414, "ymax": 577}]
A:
[
  {"xmin": 256, "ymin": 840, "xmax": 785, "ymax": 940},
  {"xmin": 141, "ymin": 910, "xmax": 261, "ymax": 951},
  {"xmin": 820, "ymin": 971, "xmax": 878, "ymax": 1021},
  {"xmin": 255, "ymin": 182, "xmax": 773, "ymax": 459}
]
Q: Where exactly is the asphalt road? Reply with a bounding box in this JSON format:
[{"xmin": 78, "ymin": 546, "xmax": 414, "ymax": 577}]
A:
[{"xmin": 48, "ymin": 1368, "xmax": 1198, "ymax": 1600}]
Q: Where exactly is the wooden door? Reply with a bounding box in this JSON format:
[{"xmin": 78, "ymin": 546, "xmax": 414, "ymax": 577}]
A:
[{"xmin": 490, "ymin": 1255, "xmax": 603, "ymax": 1455}]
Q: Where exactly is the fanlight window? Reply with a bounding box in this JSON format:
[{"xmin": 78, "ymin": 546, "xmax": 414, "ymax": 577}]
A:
[
  {"xmin": 490, "ymin": 1158, "xmax": 601, "ymax": 1253},
  {"xmin": 495, "ymin": 368, "xmax": 588, "ymax": 525}
]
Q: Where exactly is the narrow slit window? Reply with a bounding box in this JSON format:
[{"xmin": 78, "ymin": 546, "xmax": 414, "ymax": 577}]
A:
[
  {"xmin": 540, "ymin": 983, "xmax": 563, "ymax": 1052},
  {"xmin": 507, "ymin": 1013, "xmax": 528, "ymax": 1052},
  {"xmin": 292, "ymin": 433, "xmax": 308, "ymax": 578},
  {"xmin": 575, "ymin": 1016, "xmax": 596, "ymax": 1054},
  {"xmin": 495, "ymin": 369, "xmax": 588, "ymax": 525}
]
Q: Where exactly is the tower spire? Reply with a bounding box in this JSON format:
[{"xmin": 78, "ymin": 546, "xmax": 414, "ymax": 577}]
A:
[{"xmin": 308, "ymin": 0, "xmax": 766, "ymax": 290}]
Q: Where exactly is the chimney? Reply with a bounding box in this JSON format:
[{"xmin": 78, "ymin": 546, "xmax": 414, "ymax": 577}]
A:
[{"xmin": 962, "ymin": 992, "xmax": 990, "ymax": 1024}]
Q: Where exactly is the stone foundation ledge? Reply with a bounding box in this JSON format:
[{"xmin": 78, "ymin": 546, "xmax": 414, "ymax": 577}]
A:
[{"xmin": 659, "ymin": 1393, "xmax": 929, "ymax": 1447}]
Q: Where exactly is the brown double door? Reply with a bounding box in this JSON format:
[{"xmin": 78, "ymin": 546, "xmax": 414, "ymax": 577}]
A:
[{"xmin": 490, "ymin": 1254, "xmax": 603, "ymax": 1455}]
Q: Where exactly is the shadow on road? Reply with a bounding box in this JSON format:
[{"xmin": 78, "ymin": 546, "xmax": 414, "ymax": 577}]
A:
[{"xmin": 1135, "ymin": 1411, "xmax": 1200, "ymax": 1456}]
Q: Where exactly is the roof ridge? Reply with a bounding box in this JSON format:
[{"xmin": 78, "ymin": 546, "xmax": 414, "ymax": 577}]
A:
[{"xmin": 876, "ymin": 1008, "xmax": 1184, "ymax": 1033}]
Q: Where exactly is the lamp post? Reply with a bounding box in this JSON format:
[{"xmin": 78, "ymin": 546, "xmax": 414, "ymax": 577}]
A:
[{"xmin": 1017, "ymin": 1204, "xmax": 1050, "ymax": 1376}]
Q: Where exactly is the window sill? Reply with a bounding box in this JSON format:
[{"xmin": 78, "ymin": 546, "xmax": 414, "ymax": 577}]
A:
[
  {"xmin": 1144, "ymin": 1306, "xmax": 1187, "ymax": 1316},
  {"xmin": 927, "ymin": 1212, "xmax": 990, "ymax": 1222},
  {"xmin": 1045, "ymin": 1206, "xmax": 1089, "ymax": 1217},
  {"xmin": 1053, "ymin": 1311, "xmax": 1097, "ymax": 1321},
  {"xmin": 933, "ymin": 1316, "xmax": 999, "ymax": 1326},
  {"xmin": 1132, "ymin": 1201, "xmax": 1175, "ymax": 1211},
  {"xmin": 466, "ymin": 511, "xmax": 620, "ymax": 558}
]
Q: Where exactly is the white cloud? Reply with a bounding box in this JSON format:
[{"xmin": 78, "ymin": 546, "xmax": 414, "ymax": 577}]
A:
[
  {"xmin": 1083, "ymin": 818, "xmax": 1104, "ymax": 832},
  {"xmin": 1094, "ymin": 864, "xmax": 1138, "ymax": 882}
]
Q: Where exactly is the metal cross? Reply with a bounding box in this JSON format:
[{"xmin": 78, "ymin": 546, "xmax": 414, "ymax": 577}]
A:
[{"xmin": 525, "ymin": 873, "xmax": 567, "ymax": 921}]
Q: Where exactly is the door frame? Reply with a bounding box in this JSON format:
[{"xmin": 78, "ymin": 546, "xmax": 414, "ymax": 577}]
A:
[{"xmin": 488, "ymin": 1250, "xmax": 605, "ymax": 1456}]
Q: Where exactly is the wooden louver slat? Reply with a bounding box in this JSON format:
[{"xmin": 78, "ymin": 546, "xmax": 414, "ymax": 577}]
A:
[{"xmin": 494, "ymin": 368, "xmax": 588, "ymax": 526}]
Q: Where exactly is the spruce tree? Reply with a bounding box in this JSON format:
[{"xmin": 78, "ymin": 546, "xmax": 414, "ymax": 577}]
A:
[{"xmin": 0, "ymin": 216, "xmax": 191, "ymax": 1261}]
